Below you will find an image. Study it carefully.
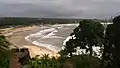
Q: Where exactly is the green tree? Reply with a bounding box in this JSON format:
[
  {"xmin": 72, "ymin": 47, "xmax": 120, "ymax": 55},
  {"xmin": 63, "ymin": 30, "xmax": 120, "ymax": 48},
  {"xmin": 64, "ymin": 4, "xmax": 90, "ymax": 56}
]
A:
[
  {"xmin": 110, "ymin": 15, "xmax": 120, "ymax": 68},
  {"xmin": 101, "ymin": 15, "xmax": 120, "ymax": 68},
  {"xmin": 101, "ymin": 24, "xmax": 115, "ymax": 68},
  {"xmin": 63, "ymin": 20, "xmax": 104, "ymax": 57},
  {"xmin": 71, "ymin": 55, "xmax": 101, "ymax": 68},
  {"xmin": 64, "ymin": 39, "xmax": 76, "ymax": 57}
]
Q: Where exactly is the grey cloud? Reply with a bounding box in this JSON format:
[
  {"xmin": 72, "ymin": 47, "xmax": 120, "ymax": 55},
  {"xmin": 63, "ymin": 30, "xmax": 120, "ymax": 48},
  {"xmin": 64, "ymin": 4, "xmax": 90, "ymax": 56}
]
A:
[{"xmin": 0, "ymin": 0, "xmax": 120, "ymax": 19}]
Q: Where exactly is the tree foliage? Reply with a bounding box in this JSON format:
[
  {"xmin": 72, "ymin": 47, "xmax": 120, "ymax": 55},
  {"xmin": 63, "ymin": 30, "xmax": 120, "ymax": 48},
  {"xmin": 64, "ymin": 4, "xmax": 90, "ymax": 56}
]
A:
[
  {"xmin": 62, "ymin": 20, "xmax": 104, "ymax": 57},
  {"xmin": 0, "ymin": 35, "xmax": 10, "ymax": 53},
  {"xmin": 71, "ymin": 55, "xmax": 101, "ymax": 68},
  {"xmin": 28, "ymin": 54, "xmax": 101, "ymax": 68},
  {"xmin": 101, "ymin": 24, "xmax": 115, "ymax": 68},
  {"xmin": 0, "ymin": 35, "xmax": 11, "ymax": 68},
  {"xmin": 101, "ymin": 15, "xmax": 120, "ymax": 68},
  {"xmin": 28, "ymin": 54, "xmax": 61, "ymax": 68}
]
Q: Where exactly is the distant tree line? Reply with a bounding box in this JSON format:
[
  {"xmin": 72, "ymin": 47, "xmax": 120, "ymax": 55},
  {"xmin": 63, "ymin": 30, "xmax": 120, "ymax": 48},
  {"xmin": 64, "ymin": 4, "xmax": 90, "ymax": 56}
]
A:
[
  {"xmin": 0, "ymin": 17, "xmax": 80, "ymax": 27},
  {"xmin": 0, "ymin": 17, "xmax": 40, "ymax": 28},
  {"xmin": 0, "ymin": 17, "xmax": 108, "ymax": 28},
  {"xmin": 39, "ymin": 18, "xmax": 81, "ymax": 24}
]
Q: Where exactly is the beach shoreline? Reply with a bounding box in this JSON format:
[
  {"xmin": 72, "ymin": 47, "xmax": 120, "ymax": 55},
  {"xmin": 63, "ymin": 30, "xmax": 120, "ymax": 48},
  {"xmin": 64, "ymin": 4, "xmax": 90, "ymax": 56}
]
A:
[{"xmin": 0, "ymin": 25, "xmax": 59, "ymax": 58}]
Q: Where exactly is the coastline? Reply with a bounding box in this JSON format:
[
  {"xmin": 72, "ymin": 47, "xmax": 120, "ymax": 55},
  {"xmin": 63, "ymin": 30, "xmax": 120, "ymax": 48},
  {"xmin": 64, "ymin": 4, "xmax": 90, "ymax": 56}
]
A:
[
  {"xmin": 24, "ymin": 24, "xmax": 78, "ymax": 53},
  {"xmin": 0, "ymin": 25, "xmax": 59, "ymax": 58}
]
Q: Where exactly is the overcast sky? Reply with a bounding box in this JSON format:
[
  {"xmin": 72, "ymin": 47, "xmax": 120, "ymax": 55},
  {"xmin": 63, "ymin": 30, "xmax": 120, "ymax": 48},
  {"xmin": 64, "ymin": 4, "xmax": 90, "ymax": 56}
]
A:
[{"xmin": 0, "ymin": 0, "xmax": 120, "ymax": 19}]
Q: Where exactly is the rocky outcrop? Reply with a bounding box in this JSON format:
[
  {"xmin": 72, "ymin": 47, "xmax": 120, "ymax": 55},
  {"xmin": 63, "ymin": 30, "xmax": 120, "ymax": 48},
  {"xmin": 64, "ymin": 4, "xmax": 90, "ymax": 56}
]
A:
[{"xmin": 10, "ymin": 48, "xmax": 30, "ymax": 68}]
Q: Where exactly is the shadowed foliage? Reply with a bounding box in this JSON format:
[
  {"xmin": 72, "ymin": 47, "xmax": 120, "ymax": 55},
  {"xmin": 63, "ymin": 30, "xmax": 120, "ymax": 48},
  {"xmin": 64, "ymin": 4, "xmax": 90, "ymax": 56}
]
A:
[
  {"xmin": 61, "ymin": 20, "xmax": 104, "ymax": 57},
  {"xmin": 0, "ymin": 35, "xmax": 11, "ymax": 68}
]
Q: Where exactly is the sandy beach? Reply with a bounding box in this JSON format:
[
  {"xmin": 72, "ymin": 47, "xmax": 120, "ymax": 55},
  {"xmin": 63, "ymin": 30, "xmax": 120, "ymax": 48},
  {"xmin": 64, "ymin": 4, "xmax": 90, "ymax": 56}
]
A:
[{"xmin": 0, "ymin": 25, "xmax": 59, "ymax": 58}]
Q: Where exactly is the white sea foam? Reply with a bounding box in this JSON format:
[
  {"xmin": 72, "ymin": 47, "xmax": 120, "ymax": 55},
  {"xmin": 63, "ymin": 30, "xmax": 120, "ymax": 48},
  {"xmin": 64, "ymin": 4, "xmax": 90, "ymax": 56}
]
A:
[
  {"xmin": 52, "ymin": 24, "xmax": 78, "ymax": 27},
  {"xmin": 25, "ymin": 28, "xmax": 58, "ymax": 39},
  {"xmin": 25, "ymin": 25, "xmax": 65, "ymax": 52},
  {"xmin": 25, "ymin": 24, "xmax": 78, "ymax": 52},
  {"xmin": 62, "ymin": 36, "xmax": 72, "ymax": 46},
  {"xmin": 32, "ymin": 41, "xmax": 60, "ymax": 53},
  {"xmin": 25, "ymin": 36, "xmax": 32, "ymax": 43}
]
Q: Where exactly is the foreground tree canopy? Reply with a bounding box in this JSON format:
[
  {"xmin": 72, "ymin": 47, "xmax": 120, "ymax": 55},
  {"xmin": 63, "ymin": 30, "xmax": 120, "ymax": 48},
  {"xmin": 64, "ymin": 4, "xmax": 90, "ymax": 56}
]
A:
[{"xmin": 61, "ymin": 20, "xmax": 104, "ymax": 57}]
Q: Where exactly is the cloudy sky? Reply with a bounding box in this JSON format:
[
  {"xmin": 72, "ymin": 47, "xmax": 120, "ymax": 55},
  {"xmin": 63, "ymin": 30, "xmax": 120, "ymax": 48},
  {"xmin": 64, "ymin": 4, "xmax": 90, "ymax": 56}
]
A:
[{"xmin": 0, "ymin": 0, "xmax": 120, "ymax": 19}]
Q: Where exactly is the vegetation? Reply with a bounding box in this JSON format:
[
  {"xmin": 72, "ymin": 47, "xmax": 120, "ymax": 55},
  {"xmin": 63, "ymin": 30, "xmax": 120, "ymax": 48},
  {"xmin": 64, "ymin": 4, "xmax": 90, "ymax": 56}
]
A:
[
  {"xmin": 60, "ymin": 17, "xmax": 120, "ymax": 68},
  {"xmin": 27, "ymin": 54, "xmax": 101, "ymax": 68},
  {"xmin": 61, "ymin": 20, "xmax": 104, "ymax": 57},
  {"xmin": 0, "ymin": 17, "xmax": 80, "ymax": 28},
  {"xmin": 71, "ymin": 55, "xmax": 101, "ymax": 68},
  {"xmin": 102, "ymin": 15, "xmax": 120, "ymax": 68},
  {"xmin": 0, "ymin": 35, "xmax": 11, "ymax": 68},
  {"xmin": 28, "ymin": 54, "xmax": 61, "ymax": 68}
]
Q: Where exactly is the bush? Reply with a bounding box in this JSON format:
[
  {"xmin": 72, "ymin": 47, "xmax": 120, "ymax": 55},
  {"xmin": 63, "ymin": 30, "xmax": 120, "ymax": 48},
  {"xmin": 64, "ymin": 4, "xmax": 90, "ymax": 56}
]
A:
[
  {"xmin": 27, "ymin": 54, "xmax": 101, "ymax": 68},
  {"xmin": 71, "ymin": 55, "xmax": 101, "ymax": 68},
  {"xmin": 0, "ymin": 35, "xmax": 11, "ymax": 68},
  {"xmin": 28, "ymin": 54, "xmax": 61, "ymax": 68}
]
